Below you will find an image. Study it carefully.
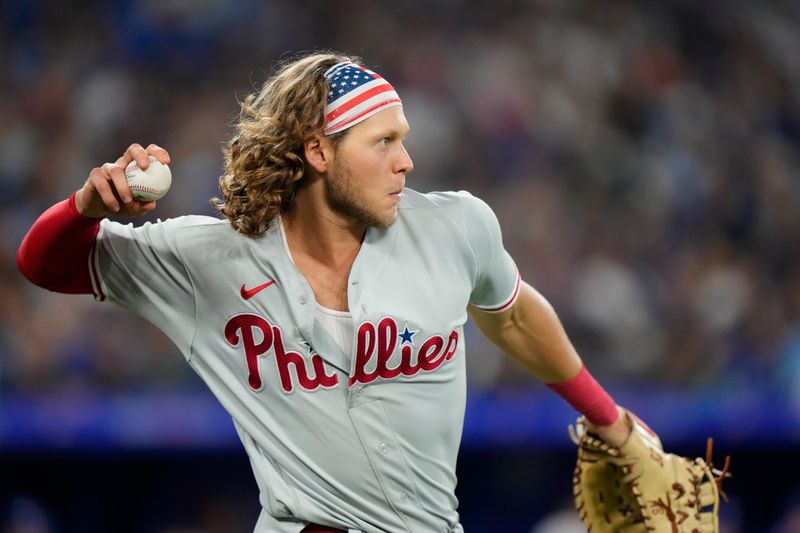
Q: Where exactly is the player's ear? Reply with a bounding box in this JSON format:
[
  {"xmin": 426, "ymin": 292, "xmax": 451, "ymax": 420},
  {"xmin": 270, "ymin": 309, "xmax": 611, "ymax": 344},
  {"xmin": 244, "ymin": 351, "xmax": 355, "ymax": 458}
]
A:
[{"xmin": 303, "ymin": 135, "xmax": 333, "ymax": 174}]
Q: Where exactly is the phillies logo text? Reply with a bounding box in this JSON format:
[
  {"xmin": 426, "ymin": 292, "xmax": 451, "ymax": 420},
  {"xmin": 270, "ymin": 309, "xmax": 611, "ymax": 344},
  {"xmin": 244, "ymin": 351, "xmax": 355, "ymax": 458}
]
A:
[{"xmin": 224, "ymin": 314, "xmax": 459, "ymax": 393}]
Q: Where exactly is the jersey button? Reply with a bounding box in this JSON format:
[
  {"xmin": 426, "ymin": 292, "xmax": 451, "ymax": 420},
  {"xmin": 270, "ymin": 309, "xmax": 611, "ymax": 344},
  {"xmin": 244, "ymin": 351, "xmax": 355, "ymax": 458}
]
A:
[
  {"xmin": 299, "ymin": 293, "xmax": 308, "ymax": 304},
  {"xmin": 378, "ymin": 442, "xmax": 389, "ymax": 454}
]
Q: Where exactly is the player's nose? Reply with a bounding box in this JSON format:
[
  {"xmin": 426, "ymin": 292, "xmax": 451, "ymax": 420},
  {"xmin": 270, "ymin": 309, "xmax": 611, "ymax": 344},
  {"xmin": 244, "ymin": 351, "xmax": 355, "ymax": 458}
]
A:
[{"xmin": 395, "ymin": 143, "xmax": 414, "ymax": 175}]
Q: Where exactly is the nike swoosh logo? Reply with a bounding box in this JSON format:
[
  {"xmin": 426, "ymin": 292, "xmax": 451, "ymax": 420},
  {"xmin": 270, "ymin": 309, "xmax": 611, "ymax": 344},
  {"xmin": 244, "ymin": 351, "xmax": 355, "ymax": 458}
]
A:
[{"xmin": 240, "ymin": 280, "xmax": 276, "ymax": 300}]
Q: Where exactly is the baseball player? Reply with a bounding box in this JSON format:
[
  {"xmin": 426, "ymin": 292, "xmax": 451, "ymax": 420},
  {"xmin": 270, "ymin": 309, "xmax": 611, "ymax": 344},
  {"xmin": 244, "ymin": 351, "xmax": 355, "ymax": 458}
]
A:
[{"xmin": 17, "ymin": 52, "xmax": 632, "ymax": 532}]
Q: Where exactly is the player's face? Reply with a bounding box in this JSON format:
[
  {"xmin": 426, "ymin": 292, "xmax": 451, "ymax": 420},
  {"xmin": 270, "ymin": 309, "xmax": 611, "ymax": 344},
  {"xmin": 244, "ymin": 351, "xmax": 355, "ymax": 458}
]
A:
[{"xmin": 325, "ymin": 107, "xmax": 413, "ymax": 229}]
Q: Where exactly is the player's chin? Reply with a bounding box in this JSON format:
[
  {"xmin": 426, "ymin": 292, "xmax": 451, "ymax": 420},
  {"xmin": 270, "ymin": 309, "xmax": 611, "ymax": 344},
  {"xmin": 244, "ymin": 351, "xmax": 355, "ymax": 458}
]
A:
[{"xmin": 370, "ymin": 206, "xmax": 398, "ymax": 230}]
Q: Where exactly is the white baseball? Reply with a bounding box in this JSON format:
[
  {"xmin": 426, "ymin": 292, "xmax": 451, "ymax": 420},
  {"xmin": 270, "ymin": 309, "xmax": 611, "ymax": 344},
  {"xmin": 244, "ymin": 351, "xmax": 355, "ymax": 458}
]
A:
[{"xmin": 125, "ymin": 155, "xmax": 172, "ymax": 201}]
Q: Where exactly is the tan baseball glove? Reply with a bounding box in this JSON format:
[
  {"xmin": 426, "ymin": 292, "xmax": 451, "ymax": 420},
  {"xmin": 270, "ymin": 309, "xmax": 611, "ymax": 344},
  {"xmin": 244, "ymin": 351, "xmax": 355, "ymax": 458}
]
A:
[{"xmin": 569, "ymin": 410, "xmax": 730, "ymax": 533}]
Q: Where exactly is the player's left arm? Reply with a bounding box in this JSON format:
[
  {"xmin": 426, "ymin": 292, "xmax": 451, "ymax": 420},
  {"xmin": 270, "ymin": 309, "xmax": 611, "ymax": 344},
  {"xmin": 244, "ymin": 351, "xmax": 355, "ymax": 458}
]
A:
[
  {"xmin": 469, "ymin": 283, "xmax": 631, "ymax": 447},
  {"xmin": 454, "ymin": 190, "xmax": 630, "ymax": 444},
  {"xmin": 469, "ymin": 282, "xmax": 580, "ymax": 382}
]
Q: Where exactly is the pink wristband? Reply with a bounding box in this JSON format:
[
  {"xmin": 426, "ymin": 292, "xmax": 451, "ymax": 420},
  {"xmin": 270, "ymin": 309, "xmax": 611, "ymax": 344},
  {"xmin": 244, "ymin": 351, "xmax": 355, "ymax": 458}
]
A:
[{"xmin": 547, "ymin": 365, "xmax": 619, "ymax": 426}]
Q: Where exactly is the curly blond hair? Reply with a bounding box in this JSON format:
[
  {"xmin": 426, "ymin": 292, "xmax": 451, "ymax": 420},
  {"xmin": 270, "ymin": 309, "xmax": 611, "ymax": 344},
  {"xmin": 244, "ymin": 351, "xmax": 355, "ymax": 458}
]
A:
[{"xmin": 212, "ymin": 51, "xmax": 359, "ymax": 237}]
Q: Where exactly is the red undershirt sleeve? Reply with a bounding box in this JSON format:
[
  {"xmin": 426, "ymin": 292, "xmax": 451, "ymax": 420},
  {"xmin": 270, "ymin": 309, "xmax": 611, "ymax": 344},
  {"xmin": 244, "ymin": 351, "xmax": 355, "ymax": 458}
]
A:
[{"xmin": 16, "ymin": 191, "xmax": 102, "ymax": 294}]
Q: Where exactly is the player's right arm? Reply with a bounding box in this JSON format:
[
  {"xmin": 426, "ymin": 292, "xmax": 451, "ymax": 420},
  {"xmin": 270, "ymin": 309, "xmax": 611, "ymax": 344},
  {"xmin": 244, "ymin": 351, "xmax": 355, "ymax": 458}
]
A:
[
  {"xmin": 76, "ymin": 143, "xmax": 168, "ymax": 218},
  {"xmin": 17, "ymin": 143, "xmax": 169, "ymax": 293}
]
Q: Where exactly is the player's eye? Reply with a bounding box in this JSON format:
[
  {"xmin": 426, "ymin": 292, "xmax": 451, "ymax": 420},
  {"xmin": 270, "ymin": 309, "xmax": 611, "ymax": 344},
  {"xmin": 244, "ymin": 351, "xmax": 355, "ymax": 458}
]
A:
[{"xmin": 378, "ymin": 137, "xmax": 390, "ymax": 146}]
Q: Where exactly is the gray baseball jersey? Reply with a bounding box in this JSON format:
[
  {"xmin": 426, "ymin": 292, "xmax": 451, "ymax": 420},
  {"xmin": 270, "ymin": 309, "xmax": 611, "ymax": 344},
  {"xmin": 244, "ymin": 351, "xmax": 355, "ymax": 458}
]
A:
[{"xmin": 88, "ymin": 188, "xmax": 520, "ymax": 532}]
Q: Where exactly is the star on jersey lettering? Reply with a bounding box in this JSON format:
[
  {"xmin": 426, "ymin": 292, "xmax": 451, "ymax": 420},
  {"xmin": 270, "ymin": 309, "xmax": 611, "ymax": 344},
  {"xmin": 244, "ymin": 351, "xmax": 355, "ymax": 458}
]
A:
[
  {"xmin": 398, "ymin": 324, "xmax": 418, "ymax": 346},
  {"xmin": 300, "ymin": 340, "xmax": 317, "ymax": 356}
]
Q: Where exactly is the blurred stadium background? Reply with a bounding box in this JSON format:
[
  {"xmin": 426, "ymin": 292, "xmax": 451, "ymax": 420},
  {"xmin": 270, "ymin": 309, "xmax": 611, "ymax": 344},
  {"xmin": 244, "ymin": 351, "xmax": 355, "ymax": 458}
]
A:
[{"xmin": 2, "ymin": 0, "xmax": 800, "ymax": 531}]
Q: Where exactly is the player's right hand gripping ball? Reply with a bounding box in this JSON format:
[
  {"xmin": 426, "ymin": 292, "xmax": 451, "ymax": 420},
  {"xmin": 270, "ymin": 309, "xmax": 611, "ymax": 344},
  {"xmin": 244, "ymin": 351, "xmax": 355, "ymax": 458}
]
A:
[
  {"xmin": 569, "ymin": 410, "xmax": 730, "ymax": 533},
  {"xmin": 125, "ymin": 155, "xmax": 172, "ymax": 201}
]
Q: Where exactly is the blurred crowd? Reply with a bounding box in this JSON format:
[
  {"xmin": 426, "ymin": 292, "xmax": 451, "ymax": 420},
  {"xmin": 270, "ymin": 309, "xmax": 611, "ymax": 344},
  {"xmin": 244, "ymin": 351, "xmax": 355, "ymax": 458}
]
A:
[{"xmin": 2, "ymin": 0, "xmax": 800, "ymax": 402}]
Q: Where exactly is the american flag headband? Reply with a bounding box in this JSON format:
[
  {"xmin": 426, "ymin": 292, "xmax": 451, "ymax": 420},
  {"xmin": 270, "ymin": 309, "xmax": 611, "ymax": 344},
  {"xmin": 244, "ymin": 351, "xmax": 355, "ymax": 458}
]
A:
[{"xmin": 323, "ymin": 61, "xmax": 402, "ymax": 135}]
